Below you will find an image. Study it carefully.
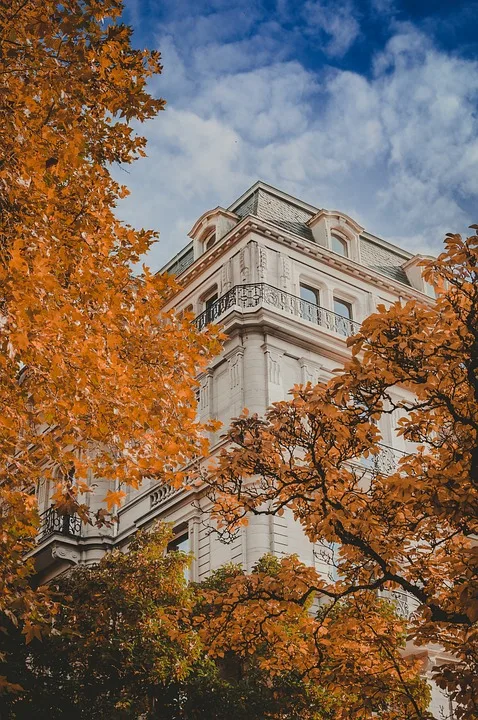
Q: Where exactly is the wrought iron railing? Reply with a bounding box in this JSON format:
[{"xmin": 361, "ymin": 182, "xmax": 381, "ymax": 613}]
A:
[
  {"xmin": 379, "ymin": 589, "xmax": 418, "ymax": 619},
  {"xmin": 359, "ymin": 443, "xmax": 407, "ymax": 475},
  {"xmin": 40, "ymin": 507, "xmax": 82, "ymax": 539},
  {"xmin": 194, "ymin": 283, "xmax": 360, "ymax": 336}
]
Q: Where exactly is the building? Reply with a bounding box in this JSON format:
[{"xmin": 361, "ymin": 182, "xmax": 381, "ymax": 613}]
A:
[{"xmin": 31, "ymin": 181, "xmax": 452, "ymax": 717}]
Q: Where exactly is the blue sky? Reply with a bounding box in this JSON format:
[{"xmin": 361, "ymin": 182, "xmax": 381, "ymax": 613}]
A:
[{"xmin": 115, "ymin": 0, "xmax": 478, "ymax": 270}]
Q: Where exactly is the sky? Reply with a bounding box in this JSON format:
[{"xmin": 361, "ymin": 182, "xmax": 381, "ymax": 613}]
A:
[{"xmin": 114, "ymin": 0, "xmax": 478, "ymax": 270}]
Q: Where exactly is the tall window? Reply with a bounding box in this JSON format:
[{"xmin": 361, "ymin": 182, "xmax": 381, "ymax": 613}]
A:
[
  {"xmin": 300, "ymin": 284, "xmax": 320, "ymax": 324},
  {"xmin": 331, "ymin": 235, "xmax": 348, "ymax": 257},
  {"xmin": 333, "ymin": 297, "xmax": 353, "ymax": 336},
  {"xmin": 167, "ymin": 530, "xmax": 190, "ymax": 581},
  {"xmin": 204, "ymin": 292, "xmax": 218, "ymax": 324},
  {"xmin": 167, "ymin": 532, "xmax": 189, "ymax": 554},
  {"xmin": 328, "ymin": 541, "xmax": 341, "ymax": 582}
]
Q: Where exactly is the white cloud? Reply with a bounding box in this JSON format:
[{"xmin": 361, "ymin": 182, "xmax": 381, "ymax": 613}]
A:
[
  {"xmin": 115, "ymin": 15, "xmax": 478, "ymax": 270},
  {"xmin": 302, "ymin": 0, "xmax": 361, "ymax": 58}
]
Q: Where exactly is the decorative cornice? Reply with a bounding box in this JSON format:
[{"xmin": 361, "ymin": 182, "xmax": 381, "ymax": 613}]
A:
[{"xmin": 176, "ymin": 215, "xmax": 433, "ymax": 305}]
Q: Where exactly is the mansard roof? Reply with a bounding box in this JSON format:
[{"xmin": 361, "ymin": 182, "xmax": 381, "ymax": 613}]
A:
[
  {"xmin": 165, "ymin": 181, "xmax": 413, "ymax": 286},
  {"xmin": 230, "ymin": 181, "xmax": 412, "ymax": 286}
]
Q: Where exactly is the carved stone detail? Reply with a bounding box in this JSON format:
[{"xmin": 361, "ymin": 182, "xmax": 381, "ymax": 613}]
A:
[
  {"xmin": 264, "ymin": 349, "xmax": 283, "ymax": 385},
  {"xmin": 221, "ymin": 259, "xmax": 232, "ymax": 292},
  {"xmin": 279, "ymin": 253, "xmax": 291, "ymax": 290},
  {"xmin": 199, "ymin": 376, "xmax": 208, "ymax": 410},
  {"xmin": 51, "ymin": 545, "xmax": 80, "ymax": 564},
  {"xmin": 228, "ymin": 348, "xmax": 244, "ymax": 390},
  {"xmin": 256, "ymin": 243, "xmax": 268, "ymax": 282},
  {"xmin": 198, "ymin": 370, "xmax": 214, "ymax": 413},
  {"xmin": 239, "ymin": 246, "xmax": 250, "ymax": 283},
  {"xmin": 299, "ymin": 358, "xmax": 322, "ymax": 385}
]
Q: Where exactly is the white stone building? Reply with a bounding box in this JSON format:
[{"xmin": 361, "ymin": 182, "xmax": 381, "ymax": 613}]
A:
[{"xmin": 31, "ymin": 181, "xmax": 452, "ymax": 717}]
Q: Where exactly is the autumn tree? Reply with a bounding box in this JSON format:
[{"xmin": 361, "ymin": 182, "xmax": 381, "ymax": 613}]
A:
[
  {"xmin": 0, "ymin": 0, "xmax": 220, "ymax": 666},
  {"xmin": 195, "ymin": 557, "xmax": 429, "ymax": 720},
  {"xmin": 205, "ymin": 231, "xmax": 478, "ymax": 720},
  {"xmin": 2, "ymin": 525, "xmax": 428, "ymax": 720}
]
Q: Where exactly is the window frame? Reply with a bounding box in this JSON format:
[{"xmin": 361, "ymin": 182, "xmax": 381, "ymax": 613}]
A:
[
  {"xmin": 299, "ymin": 283, "xmax": 320, "ymax": 306},
  {"xmin": 333, "ymin": 297, "xmax": 353, "ymax": 320},
  {"xmin": 204, "ymin": 231, "xmax": 217, "ymax": 251},
  {"xmin": 331, "ymin": 234, "xmax": 349, "ymax": 258},
  {"xmin": 299, "ymin": 283, "xmax": 321, "ymax": 325},
  {"xmin": 332, "ymin": 296, "xmax": 354, "ymax": 336},
  {"xmin": 167, "ymin": 530, "xmax": 190, "ymax": 554}
]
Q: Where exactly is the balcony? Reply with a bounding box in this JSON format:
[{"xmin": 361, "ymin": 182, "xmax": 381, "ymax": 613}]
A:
[
  {"xmin": 360, "ymin": 443, "xmax": 406, "ymax": 475},
  {"xmin": 150, "ymin": 483, "xmax": 181, "ymax": 509},
  {"xmin": 39, "ymin": 507, "xmax": 82, "ymax": 540},
  {"xmin": 194, "ymin": 283, "xmax": 360, "ymax": 337},
  {"xmin": 379, "ymin": 589, "xmax": 418, "ymax": 619}
]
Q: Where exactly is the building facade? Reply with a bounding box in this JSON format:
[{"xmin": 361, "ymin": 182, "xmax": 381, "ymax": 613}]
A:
[{"xmin": 31, "ymin": 181, "xmax": 452, "ymax": 717}]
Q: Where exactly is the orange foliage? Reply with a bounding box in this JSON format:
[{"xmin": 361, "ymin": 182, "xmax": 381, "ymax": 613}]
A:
[
  {"xmin": 207, "ymin": 231, "xmax": 478, "ymax": 719},
  {"xmin": 0, "ymin": 0, "xmax": 221, "ymax": 652},
  {"xmin": 196, "ymin": 556, "xmax": 429, "ymax": 720}
]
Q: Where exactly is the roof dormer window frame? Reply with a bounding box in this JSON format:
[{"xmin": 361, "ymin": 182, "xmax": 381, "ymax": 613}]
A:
[
  {"xmin": 203, "ymin": 229, "xmax": 217, "ymax": 251},
  {"xmin": 188, "ymin": 207, "xmax": 239, "ymax": 260},
  {"xmin": 306, "ymin": 210, "xmax": 363, "ymax": 263},
  {"xmin": 330, "ymin": 232, "xmax": 349, "ymax": 258}
]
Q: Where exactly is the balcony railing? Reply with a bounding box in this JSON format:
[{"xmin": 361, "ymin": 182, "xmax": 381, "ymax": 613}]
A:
[
  {"xmin": 360, "ymin": 443, "xmax": 407, "ymax": 475},
  {"xmin": 194, "ymin": 283, "xmax": 360, "ymax": 336},
  {"xmin": 40, "ymin": 507, "xmax": 82, "ymax": 540},
  {"xmin": 379, "ymin": 589, "xmax": 418, "ymax": 619},
  {"xmin": 150, "ymin": 483, "xmax": 181, "ymax": 509}
]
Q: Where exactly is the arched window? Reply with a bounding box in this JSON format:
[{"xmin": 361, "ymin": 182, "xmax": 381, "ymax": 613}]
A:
[
  {"xmin": 331, "ymin": 234, "xmax": 348, "ymax": 257},
  {"xmin": 204, "ymin": 231, "xmax": 216, "ymax": 251}
]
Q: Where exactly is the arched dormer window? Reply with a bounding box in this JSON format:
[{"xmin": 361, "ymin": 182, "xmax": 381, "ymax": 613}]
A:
[
  {"xmin": 204, "ymin": 230, "xmax": 216, "ymax": 251},
  {"xmin": 331, "ymin": 234, "xmax": 348, "ymax": 258}
]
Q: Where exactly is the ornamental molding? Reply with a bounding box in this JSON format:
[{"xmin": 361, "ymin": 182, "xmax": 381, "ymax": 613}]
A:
[
  {"xmin": 51, "ymin": 545, "xmax": 80, "ymax": 564},
  {"xmin": 175, "ymin": 216, "xmax": 431, "ymax": 305}
]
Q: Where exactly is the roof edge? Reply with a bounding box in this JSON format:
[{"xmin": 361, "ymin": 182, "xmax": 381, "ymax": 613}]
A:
[{"xmin": 228, "ymin": 180, "xmax": 320, "ymax": 216}]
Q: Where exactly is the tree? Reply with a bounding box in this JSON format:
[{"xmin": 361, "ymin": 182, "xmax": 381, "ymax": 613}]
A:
[
  {"xmin": 2, "ymin": 525, "xmax": 200, "ymax": 718},
  {"xmin": 194, "ymin": 557, "xmax": 429, "ymax": 720},
  {"xmin": 2, "ymin": 526, "xmax": 428, "ymax": 720},
  {"xmin": 205, "ymin": 231, "xmax": 478, "ymax": 719},
  {"xmin": 0, "ymin": 0, "xmax": 220, "ymax": 667}
]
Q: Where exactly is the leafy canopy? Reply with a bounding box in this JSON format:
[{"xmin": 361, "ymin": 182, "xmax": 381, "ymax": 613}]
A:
[
  {"xmin": 3, "ymin": 526, "xmax": 428, "ymax": 720},
  {"xmin": 206, "ymin": 231, "xmax": 478, "ymax": 720},
  {"xmin": 0, "ymin": 0, "xmax": 220, "ymax": 662}
]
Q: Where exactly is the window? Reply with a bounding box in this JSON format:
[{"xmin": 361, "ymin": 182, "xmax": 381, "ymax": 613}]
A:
[
  {"xmin": 167, "ymin": 532, "xmax": 189, "ymax": 554},
  {"xmin": 331, "ymin": 235, "xmax": 348, "ymax": 257},
  {"xmin": 333, "ymin": 298, "xmax": 352, "ymax": 319},
  {"xmin": 205, "ymin": 294, "xmax": 218, "ymax": 310},
  {"xmin": 167, "ymin": 530, "xmax": 190, "ymax": 581},
  {"xmin": 300, "ymin": 284, "xmax": 319, "ymax": 305},
  {"xmin": 300, "ymin": 284, "xmax": 320, "ymax": 324},
  {"xmin": 327, "ymin": 542, "xmax": 341, "ymax": 582},
  {"xmin": 204, "ymin": 292, "xmax": 218, "ymax": 322},
  {"xmin": 204, "ymin": 231, "xmax": 216, "ymax": 251},
  {"xmin": 333, "ymin": 297, "xmax": 353, "ymax": 336}
]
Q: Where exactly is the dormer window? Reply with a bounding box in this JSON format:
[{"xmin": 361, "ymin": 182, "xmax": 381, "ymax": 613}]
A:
[
  {"xmin": 331, "ymin": 234, "xmax": 348, "ymax": 257},
  {"xmin": 205, "ymin": 231, "xmax": 216, "ymax": 251}
]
